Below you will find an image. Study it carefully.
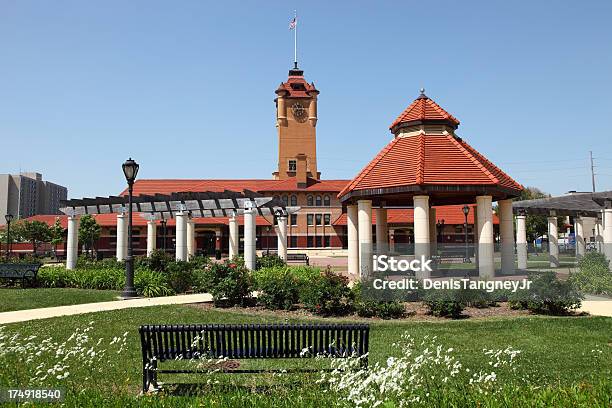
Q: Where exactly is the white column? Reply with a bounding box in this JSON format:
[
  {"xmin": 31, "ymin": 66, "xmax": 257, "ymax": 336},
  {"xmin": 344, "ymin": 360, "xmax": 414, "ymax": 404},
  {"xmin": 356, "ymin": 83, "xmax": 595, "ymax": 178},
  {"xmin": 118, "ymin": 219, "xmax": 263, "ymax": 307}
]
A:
[
  {"xmin": 276, "ymin": 215, "xmax": 287, "ymax": 261},
  {"xmin": 389, "ymin": 229, "xmax": 395, "ymax": 253},
  {"xmin": 596, "ymin": 216, "xmax": 604, "ymax": 253},
  {"xmin": 516, "ymin": 213, "xmax": 527, "ymax": 270},
  {"xmin": 66, "ymin": 215, "xmax": 79, "ymax": 270},
  {"xmin": 116, "ymin": 212, "xmax": 128, "ymax": 261},
  {"xmin": 547, "ymin": 213, "xmax": 559, "ymax": 267},
  {"xmin": 187, "ymin": 219, "xmax": 195, "ymax": 259},
  {"xmin": 244, "ymin": 206, "xmax": 256, "ymax": 270},
  {"xmin": 428, "ymin": 207, "xmax": 437, "ymax": 256},
  {"xmin": 603, "ymin": 207, "xmax": 612, "ymax": 263},
  {"xmin": 228, "ymin": 212, "xmax": 239, "ymax": 259},
  {"xmin": 413, "ymin": 195, "xmax": 430, "ymax": 278},
  {"xmin": 498, "ymin": 199, "xmax": 515, "ymax": 274},
  {"xmin": 575, "ymin": 216, "xmax": 585, "ymax": 259},
  {"xmin": 175, "ymin": 211, "xmax": 188, "ymax": 261},
  {"xmin": 146, "ymin": 220, "xmax": 157, "ymax": 257},
  {"xmin": 358, "ymin": 200, "xmax": 373, "ymax": 278},
  {"xmin": 375, "ymin": 208, "xmax": 388, "ymax": 254},
  {"xmin": 473, "ymin": 206, "xmax": 479, "ymax": 265},
  {"xmin": 476, "ymin": 195, "xmax": 494, "ymax": 279},
  {"xmin": 347, "ymin": 204, "xmax": 359, "ymax": 277}
]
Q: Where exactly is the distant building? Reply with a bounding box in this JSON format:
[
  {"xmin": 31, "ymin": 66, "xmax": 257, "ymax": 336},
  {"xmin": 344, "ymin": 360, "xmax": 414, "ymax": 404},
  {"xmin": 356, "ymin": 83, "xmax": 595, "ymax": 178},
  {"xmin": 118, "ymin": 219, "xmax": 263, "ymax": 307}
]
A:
[{"xmin": 0, "ymin": 172, "xmax": 67, "ymax": 225}]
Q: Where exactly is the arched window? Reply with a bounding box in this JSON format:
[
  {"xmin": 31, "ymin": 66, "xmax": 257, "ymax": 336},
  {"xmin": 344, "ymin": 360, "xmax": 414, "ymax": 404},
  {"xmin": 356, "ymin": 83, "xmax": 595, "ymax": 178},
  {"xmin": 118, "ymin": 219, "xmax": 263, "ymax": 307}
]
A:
[
  {"xmin": 323, "ymin": 195, "xmax": 330, "ymax": 206},
  {"xmin": 282, "ymin": 195, "xmax": 288, "ymax": 205},
  {"xmin": 290, "ymin": 195, "xmax": 297, "ymax": 206},
  {"xmin": 307, "ymin": 195, "xmax": 314, "ymax": 206},
  {"xmin": 315, "ymin": 195, "xmax": 322, "ymax": 206}
]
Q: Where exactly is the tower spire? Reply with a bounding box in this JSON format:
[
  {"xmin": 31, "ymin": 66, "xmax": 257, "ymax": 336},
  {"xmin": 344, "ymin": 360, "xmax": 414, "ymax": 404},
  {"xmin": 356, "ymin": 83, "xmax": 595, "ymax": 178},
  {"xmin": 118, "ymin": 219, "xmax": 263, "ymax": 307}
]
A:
[{"xmin": 289, "ymin": 10, "xmax": 298, "ymax": 69}]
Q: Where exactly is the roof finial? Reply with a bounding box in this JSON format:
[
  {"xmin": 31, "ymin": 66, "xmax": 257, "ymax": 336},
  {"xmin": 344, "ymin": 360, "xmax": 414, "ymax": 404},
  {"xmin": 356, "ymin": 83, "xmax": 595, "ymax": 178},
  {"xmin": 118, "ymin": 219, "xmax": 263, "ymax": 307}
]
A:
[{"xmin": 418, "ymin": 87, "xmax": 428, "ymax": 99}]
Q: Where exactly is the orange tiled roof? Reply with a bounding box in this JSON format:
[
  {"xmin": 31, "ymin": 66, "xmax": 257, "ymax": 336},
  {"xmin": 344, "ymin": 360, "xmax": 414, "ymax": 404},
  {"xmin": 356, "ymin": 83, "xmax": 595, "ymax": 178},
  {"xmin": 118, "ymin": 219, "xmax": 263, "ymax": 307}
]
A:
[
  {"xmin": 389, "ymin": 92, "xmax": 460, "ymax": 131},
  {"xmin": 276, "ymin": 68, "xmax": 318, "ymax": 99},
  {"xmin": 333, "ymin": 205, "xmax": 499, "ymax": 226},
  {"xmin": 338, "ymin": 134, "xmax": 522, "ymax": 199}
]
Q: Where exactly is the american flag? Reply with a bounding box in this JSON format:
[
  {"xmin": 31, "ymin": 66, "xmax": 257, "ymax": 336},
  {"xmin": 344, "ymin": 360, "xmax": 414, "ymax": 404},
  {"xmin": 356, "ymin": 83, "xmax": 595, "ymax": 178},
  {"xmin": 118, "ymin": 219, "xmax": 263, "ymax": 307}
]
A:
[{"xmin": 289, "ymin": 17, "xmax": 297, "ymax": 30}]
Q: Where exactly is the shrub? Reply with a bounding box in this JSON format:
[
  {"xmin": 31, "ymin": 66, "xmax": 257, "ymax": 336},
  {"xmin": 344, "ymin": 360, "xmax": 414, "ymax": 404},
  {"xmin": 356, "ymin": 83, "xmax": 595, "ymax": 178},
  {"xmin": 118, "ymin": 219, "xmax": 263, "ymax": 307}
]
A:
[
  {"xmin": 509, "ymin": 271, "xmax": 583, "ymax": 315},
  {"xmin": 135, "ymin": 268, "xmax": 174, "ymax": 297},
  {"xmin": 456, "ymin": 287, "xmax": 497, "ymax": 308},
  {"xmin": 570, "ymin": 252, "xmax": 612, "ymax": 296},
  {"xmin": 135, "ymin": 250, "xmax": 173, "ymax": 272},
  {"xmin": 300, "ymin": 267, "xmax": 353, "ymax": 316},
  {"xmin": 423, "ymin": 289, "xmax": 465, "ymax": 318},
  {"xmin": 199, "ymin": 260, "xmax": 253, "ymax": 306},
  {"xmin": 165, "ymin": 261, "xmax": 198, "ymax": 293},
  {"xmin": 352, "ymin": 282, "xmax": 406, "ymax": 319},
  {"xmin": 256, "ymin": 253, "xmax": 286, "ymax": 269},
  {"xmin": 253, "ymin": 266, "xmax": 299, "ymax": 310}
]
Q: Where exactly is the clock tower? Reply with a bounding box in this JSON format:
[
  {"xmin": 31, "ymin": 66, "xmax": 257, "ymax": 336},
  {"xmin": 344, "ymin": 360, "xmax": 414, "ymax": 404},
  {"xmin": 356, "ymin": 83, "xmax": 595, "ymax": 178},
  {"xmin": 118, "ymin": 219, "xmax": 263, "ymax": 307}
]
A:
[{"xmin": 273, "ymin": 65, "xmax": 319, "ymax": 185}]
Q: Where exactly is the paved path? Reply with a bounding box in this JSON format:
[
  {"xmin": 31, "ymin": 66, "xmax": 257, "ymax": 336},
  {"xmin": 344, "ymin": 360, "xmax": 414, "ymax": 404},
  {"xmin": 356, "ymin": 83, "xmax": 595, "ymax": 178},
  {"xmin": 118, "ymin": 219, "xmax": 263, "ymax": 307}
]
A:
[
  {"xmin": 578, "ymin": 295, "xmax": 612, "ymax": 317},
  {"xmin": 0, "ymin": 293, "xmax": 213, "ymax": 325}
]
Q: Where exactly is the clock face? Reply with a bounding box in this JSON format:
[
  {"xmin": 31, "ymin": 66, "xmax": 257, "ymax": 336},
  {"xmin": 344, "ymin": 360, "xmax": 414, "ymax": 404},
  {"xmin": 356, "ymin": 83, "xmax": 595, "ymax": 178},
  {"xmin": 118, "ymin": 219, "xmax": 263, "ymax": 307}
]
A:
[{"xmin": 291, "ymin": 102, "xmax": 307, "ymax": 122}]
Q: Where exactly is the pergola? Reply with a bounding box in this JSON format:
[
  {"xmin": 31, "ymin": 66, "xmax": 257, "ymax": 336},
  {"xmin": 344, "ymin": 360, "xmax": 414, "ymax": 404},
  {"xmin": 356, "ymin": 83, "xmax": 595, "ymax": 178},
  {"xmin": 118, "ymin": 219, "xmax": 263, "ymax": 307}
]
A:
[
  {"xmin": 338, "ymin": 90, "xmax": 523, "ymax": 279},
  {"xmin": 513, "ymin": 191, "xmax": 612, "ymax": 267},
  {"xmin": 60, "ymin": 191, "xmax": 299, "ymax": 270}
]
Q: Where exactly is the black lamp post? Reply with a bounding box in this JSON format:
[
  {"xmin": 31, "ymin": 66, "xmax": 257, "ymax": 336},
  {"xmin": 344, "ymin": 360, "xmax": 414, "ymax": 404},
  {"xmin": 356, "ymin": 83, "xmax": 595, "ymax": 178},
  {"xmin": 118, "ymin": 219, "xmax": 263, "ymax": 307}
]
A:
[
  {"xmin": 436, "ymin": 219, "xmax": 445, "ymax": 244},
  {"xmin": 265, "ymin": 226, "xmax": 271, "ymax": 254},
  {"xmin": 4, "ymin": 214, "xmax": 13, "ymax": 260},
  {"xmin": 462, "ymin": 205, "xmax": 470, "ymax": 262},
  {"xmin": 122, "ymin": 158, "xmax": 139, "ymax": 298},
  {"xmin": 160, "ymin": 219, "xmax": 167, "ymax": 253}
]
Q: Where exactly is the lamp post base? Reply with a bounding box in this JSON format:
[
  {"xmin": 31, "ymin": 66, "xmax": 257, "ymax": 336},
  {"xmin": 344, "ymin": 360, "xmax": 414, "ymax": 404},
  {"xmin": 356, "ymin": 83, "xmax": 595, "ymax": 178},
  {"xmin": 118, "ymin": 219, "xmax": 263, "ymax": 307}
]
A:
[{"xmin": 121, "ymin": 288, "xmax": 138, "ymax": 299}]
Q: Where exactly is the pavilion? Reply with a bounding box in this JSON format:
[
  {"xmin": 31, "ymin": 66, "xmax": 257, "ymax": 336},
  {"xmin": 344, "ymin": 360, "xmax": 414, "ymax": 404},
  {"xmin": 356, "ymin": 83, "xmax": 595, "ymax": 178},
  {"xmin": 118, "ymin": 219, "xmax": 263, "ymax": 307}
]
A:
[
  {"xmin": 60, "ymin": 191, "xmax": 298, "ymax": 271},
  {"xmin": 513, "ymin": 191, "xmax": 612, "ymax": 267},
  {"xmin": 338, "ymin": 90, "xmax": 523, "ymax": 279}
]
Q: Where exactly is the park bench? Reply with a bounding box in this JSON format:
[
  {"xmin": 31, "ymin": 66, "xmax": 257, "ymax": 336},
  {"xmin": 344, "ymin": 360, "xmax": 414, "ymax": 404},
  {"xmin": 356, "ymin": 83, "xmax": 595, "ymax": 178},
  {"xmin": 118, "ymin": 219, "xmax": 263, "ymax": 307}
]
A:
[
  {"xmin": 139, "ymin": 323, "xmax": 369, "ymax": 393},
  {"xmin": 0, "ymin": 263, "xmax": 41, "ymax": 287},
  {"xmin": 286, "ymin": 253, "xmax": 309, "ymax": 265}
]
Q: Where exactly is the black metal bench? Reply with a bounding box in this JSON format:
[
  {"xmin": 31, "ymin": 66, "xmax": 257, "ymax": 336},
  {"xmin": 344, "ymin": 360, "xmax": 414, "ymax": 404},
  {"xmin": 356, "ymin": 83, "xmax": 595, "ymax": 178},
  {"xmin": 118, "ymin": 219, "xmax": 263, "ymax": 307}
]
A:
[
  {"xmin": 139, "ymin": 323, "xmax": 369, "ymax": 393},
  {"xmin": 0, "ymin": 263, "xmax": 41, "ymax": 287},
  {"xmin": 286, "ymin": 253, "xmax": 309, "ymax": 265}
]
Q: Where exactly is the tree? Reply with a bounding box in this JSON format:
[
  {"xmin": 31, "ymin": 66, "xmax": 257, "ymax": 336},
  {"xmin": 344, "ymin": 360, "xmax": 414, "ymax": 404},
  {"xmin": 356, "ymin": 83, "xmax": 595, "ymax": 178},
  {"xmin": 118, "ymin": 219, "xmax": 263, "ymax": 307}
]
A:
[
  {"xmin": 514, "ymin": 186, "xmax": 550, "ymax": 243},
  {"xmin": 49, "ymin": 217, "xmax": 65, "ymax": 259},
  {"xmin": 14, "ymin": 220, "xmax": 52, "ymax": 256},
  {"xmin": 78, "ymin": 215, "xmax": 101, "ymax": 256}
]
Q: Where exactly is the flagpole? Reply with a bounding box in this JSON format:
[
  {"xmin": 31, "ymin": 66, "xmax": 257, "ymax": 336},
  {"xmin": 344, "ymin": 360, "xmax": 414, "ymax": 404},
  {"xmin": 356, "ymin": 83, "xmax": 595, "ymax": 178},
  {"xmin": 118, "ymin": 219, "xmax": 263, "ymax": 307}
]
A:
[{"xmin": 294, "ymin": 10, "xmax": 298, "ymax": 68}]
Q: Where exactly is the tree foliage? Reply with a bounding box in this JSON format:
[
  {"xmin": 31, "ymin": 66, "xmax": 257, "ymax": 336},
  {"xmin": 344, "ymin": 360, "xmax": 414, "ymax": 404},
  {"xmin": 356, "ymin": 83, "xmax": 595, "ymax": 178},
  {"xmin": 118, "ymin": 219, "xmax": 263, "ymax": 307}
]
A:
[
  {"xmin": 514, "ymin": 186, "xmax": 550, "ymax": 242},
  {"xmin": 13, "ymin": 220, "xmax": 52, "ymax": 255},
  {"xmin": 78, "ymin": 215, "xmax": 101, "ymax": 254}
]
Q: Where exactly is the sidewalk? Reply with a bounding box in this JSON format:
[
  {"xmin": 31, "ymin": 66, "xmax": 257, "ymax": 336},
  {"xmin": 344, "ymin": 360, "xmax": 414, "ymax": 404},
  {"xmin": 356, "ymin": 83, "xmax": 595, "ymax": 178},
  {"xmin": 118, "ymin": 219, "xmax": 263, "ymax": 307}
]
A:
[
  {"xmin": 0, "ymin": 293, "xmax": 213, "ymax": 325},
  {"xmin": 578, "ymin": 295, "xmax": 612, "ymax": 317}
]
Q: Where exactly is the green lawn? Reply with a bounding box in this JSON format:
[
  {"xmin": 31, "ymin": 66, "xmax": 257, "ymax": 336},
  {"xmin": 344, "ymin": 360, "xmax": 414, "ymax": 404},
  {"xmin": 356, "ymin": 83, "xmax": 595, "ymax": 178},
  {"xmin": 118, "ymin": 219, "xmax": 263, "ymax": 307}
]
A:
[
  {"xmin": 0, "ymin": 288, "xmax": 120, "ymax": 312},
  {"xmin": 0, "ymin": 305, "xmax": 610, "ymax": 406}
]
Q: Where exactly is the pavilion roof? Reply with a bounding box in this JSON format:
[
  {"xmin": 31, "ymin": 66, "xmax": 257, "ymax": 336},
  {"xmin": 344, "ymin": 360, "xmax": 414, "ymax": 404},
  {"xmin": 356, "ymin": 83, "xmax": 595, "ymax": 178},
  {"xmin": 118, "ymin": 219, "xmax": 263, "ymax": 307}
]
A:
[
  {"xmin": 338, "ymin": 133, "xmax": 522, "ymax": 205},
  {"xmin": 389, "ymin": 91, "xmax": 460, "ymax": 132},
  {"xmin": 513, "ymin": 191, "xmax": 612, "ymax": 217}
]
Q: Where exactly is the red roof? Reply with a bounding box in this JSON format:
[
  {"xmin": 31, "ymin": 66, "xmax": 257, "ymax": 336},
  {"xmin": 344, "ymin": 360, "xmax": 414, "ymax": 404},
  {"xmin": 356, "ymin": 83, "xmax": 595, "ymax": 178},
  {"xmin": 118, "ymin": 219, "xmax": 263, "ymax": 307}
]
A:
[
  {"xmin": 275, "ymin": 68, "xmax": 318, "ymax": 99},
  {"xmin": 390, "ymin": 92, "xmax": 460, "ymax": 131},
  {"xmin": 333, "ymin": 205, "xmax": 499, "ymax": 226},
  {"xmin": 123, "ymin": 178, "xmax": 349, "ymax": 196},
  {"xmin": 338, "ymin": 134, "xmax": 522, "ymax": 199}
]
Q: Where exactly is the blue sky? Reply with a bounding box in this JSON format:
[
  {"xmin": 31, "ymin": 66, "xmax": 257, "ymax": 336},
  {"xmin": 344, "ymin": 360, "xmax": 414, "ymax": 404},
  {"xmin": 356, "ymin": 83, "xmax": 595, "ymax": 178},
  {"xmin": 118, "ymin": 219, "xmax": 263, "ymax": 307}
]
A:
[{"xmin": 1, "ymin": 0, "xmax": 611, "ymax": 198}]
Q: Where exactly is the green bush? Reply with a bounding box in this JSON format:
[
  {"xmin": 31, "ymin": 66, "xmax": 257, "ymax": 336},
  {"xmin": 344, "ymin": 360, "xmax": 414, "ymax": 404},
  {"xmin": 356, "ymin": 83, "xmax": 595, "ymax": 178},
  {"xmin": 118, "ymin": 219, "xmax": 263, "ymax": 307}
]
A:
[
  {"xmin": 570, "ymin": 252, "xmax": 612, "ymax": 296},
  {"xmin": 300, "ymin": 267, "xmax": 353, "ymax": 316},
  {"xmin": 199, "ymin": 260, "xmax": 253, "ymax": 306},
  {"xmin": 456, "ymin": 287, "xmax": 497, "ymax": 308},
  {"xmin": 352, "ymin": 282, "xmax": 406, "ymax": 319},
  {"xmin": 135, "ymin": 250, "xmax": 173, "ymax": 272},
  {"xmin": 256, "ymin": 253, "xmax": 286, "ymax": 269},
  {"xmin": 423, "ymin": 289, "xmax": 466, "ymax": 318},
  {"xmin": 135, "ymin": 269, "xmax": 174, "ymax": 297},
  {"xmin": 509, "ymin": 271, "xmax": 583, "ymax": 315},
  {"xmin": 253, "ymin": 266, "xmax": 299, "ymax": 310},
  {"xmin": 165, "ymin": 261, "xmax": 197, "ymax": 293}
]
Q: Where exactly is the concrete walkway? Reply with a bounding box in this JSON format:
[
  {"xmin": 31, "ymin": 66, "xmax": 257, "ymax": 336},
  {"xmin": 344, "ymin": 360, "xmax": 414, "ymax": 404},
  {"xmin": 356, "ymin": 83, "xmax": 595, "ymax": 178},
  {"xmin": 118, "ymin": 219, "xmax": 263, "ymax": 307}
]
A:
[
  {"xmin": 0, "ymin": 293, "xmax": 213, "ymax": 325},
  {"xmin": 578, "ymin": 295, "xmax": 612, "ymax": 317}
]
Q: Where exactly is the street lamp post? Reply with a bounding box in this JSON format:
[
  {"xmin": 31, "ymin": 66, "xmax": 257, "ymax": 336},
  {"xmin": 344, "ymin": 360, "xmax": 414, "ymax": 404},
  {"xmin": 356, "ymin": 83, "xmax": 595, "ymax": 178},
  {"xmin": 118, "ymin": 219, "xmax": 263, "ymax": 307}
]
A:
[
  {"xmin": 121, "ymin": 158, "xmax": 139, "ymax": 298},
  {"xmin": 436, "ymin": 219, "xmax": 445, "ymax": 244},
  {"xmin": 4, "ymin": 214, "xmax": 13, "ymax": 260},
  {"xmin": 160, "ymin": 219, "xmax": 167, "ymax": 253},
  {"xmin": 462, "ymin": 205, "xmax": 470, "ymax": 262}
]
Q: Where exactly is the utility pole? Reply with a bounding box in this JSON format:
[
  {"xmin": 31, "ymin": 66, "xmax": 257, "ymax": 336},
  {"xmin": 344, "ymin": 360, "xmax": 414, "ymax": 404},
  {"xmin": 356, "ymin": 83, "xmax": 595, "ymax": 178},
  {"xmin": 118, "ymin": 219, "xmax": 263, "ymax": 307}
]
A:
[{"xmin": 590, "ymin": 151, "xmax": 596, "ymax": 193}]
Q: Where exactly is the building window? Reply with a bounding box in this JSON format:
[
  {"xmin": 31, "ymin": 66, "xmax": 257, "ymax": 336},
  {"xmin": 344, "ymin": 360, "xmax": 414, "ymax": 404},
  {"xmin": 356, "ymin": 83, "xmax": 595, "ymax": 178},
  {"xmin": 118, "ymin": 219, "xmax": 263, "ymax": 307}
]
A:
[
  {"xmin": 282, "ymin": 195, "xmax": 288, "ymax": 205},
  {"xmin": 324, "ymin": 236, "xmax": 330, "ymax": 247},
  {"xmin": 315, "ymin": 214, "xmax": 322, "ymax": 225},
  {"xmin": 307, "ymin": 195, "xmax": 313, "ymax": 206},
  {"xmin": 307, "ymin": 214, "xmax": 314, "ymax": 226},
  {"xmin": 315, "ymin": 236, "xmax": 322, "ymax": 247},
  {"xmin": 289, "ymin": 236, "xmax": 298, "ymax": 248},
  {"xmin": 323, "ymin": 195, "xmax": 330, "ymax": 206},
  {"xmin": 290, "ymin": 214, "xmax": 298, "ymax": 226},
  {"xmin": 324, "ymin": 214, "xmax": 331, "ymax": 226},
  {"xmin": 288, "ymin": 159, "xmax": 297, "ymax": 172},
  {"xmin": 290, "ymin": 195, "xmax": 297, "ymax": 206},
  {"xmin": 315, "ymin": 195, "xmax": 322, "ymax": 206},
  {"xmin": 307, "ymin": 236, "xmax": 314, "ymax": 247}
]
